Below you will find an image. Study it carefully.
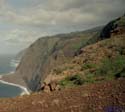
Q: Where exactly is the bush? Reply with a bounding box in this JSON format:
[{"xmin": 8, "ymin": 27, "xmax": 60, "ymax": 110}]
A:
[
  {"xmin": 85, "ymin": 73, "xmax": 96, "ymax": 83},
  {"xmin": 95, "ymin": 55, "xmax": 125, "ymax": 79},
  {"xmin": 116, "ymin": 17, "xmax": 125, "ymax": 26},
  {"xmin": 59, "ymin": 55, "xmax": 125, "ymax": 88},
  {"xmin": 59, "ymin": 74, "xmax": 84, "ymax": 87},
  {"xmin": 82, "ymin": 63, "xmax": 97, "ymax": 69}
]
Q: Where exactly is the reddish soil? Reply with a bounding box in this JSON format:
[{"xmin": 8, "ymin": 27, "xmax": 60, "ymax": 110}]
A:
[{"xmin": 0, "ymin": 78, "xmax": 125, "ymax": 112}]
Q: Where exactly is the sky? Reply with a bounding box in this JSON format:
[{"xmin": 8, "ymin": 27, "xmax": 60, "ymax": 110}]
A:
[{"xmin": 0, "ymin": 0, "xmax": 125, "ymax": 54}]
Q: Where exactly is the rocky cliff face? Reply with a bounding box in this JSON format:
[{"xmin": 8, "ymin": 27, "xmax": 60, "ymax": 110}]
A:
[
  {"xmin": 100, "ymin": 15, "xmax": 125, "ymax": 39},
  {"xmin": 11, "ymin": 28, "xmax": 101, "ymax": 91}
]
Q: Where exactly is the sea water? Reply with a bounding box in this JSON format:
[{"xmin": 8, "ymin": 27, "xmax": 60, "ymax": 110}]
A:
[{"xmin": 0, "ymin": 54, "xmax": 22, "ymax": 98}]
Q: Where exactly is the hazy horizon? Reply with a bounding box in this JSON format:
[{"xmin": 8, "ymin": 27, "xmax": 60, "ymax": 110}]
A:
[{"xmin": 0, "ymin": 0, "xmax": 125, "ymax": 54}]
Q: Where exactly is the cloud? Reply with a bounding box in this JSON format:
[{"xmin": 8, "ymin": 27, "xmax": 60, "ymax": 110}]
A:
[
  {"xmin": 1, "ymin": 0, "xmax": 125, "ymax": 28},
  {"xmin": 0, "ymin": 0, "xmax": 125, "ymax": 54},
  {"xmin": 1, "ymin": 29, "xmax": 48, "ymax": 45}
]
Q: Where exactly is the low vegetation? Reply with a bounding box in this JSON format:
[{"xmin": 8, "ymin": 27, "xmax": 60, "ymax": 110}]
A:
[
  {"xmin": 82, "ymin": 63, "xmax": 97, "ymax": 70},
  {"xmin": 72, "ymin": 41, "xmax": 86, "ymax": 50},
  {"xmin": 95, "ymin": 55, "xmax": 125, "ymax": 79},
  {"xmin": 116, "ymin": 16, "xmax": 125, "ymax": 26},
  {"xmin": 60, "ymin": 55, "xmax": 125, "ymax": 88},
  {"xmin": 84, "ymin": 55, "xmax": 125, "ymax": 82},
  {"xmin": 59, "ymin": 74, "xmax": 84, "ymax": 87}
]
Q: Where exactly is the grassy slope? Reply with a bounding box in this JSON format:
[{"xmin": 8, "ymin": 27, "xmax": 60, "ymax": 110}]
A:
[
  {"xmin": 42, "ymin": 33, "xmax": 125, "ymax": 90},
  {"xmin": 42, "ymin": 16, "xmax": 125, "ymax": 90}
]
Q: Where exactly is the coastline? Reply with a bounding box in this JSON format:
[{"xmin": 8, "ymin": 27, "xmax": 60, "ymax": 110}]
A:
[
  {"xmin": 0, "ymin": 53, "xmax": 30, "ymax": 96},
  {"xmin": 0, "ymin": 75, "xmax": 30, "ymax": 96}
]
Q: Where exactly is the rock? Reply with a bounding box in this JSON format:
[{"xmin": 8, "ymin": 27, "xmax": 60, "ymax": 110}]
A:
[{"xmin": 43, "ymin": 85, "xmax": 51, "ymax": 93}]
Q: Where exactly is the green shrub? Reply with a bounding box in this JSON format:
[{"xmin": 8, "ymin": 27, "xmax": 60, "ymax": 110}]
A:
[
  {"xmin": 82, "ymin": 63, "xmax": 97, "ymax": 70},
  {"xmin": 59, "ymin": 55, "xmax": 125, "ymax": 88},
  {"xmin": 116, "ymin": 17, "xmax": 125, "ymax": 26},
  {"xmin": 115, "ymin": 47, "xmax": 125, "ymax": 55},
  {"xmin": 85, "ymin": 73, "xmax": 96, "ymax": 83},
  {"xmin": 59, "ymin": 74, "xmax": 84, "ymax": 87},
  {"xmin": 95, "ymin": 55, "xmax": 125, "ymax": 78},
  {"xmin": 120, "ymin": 70, "xmax": 125, "ymax": 77}
]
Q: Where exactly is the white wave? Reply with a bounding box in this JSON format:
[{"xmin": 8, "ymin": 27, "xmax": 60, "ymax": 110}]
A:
[
  {"xmin": 10, "ymin": 59, "xmax": 20, "ymax": 68},
  {"xmin": 9, "ymin": 71, "xmax": 15, "ymax": 74},
  {"xmin": 0, "ymin": 80, "xmax": 30, "ymax": 96}
]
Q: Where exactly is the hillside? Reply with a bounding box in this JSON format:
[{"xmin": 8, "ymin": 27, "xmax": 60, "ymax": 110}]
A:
[
  {"xmin": 2, "ymin": 16, "xmax": 125, "ymax": 93},
  {"xmin": 42, "ymin": 25, "xmax": 125, "ymax": 92},
  {"xmin": 40, "ymin": 15, "xmax": 125, "ymax": 92},
  {"xmin": 2, "ymin": 26, "xmax": 102, "ymax": 91},
  {"xmin": 0, "ymin": 15, "xmax": 125, "ymax": 112}
]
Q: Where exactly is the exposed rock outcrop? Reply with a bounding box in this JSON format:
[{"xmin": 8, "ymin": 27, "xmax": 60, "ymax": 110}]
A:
[{"xmin": 100, "ymin": 15, "xmax": 125, "ymax": 39}]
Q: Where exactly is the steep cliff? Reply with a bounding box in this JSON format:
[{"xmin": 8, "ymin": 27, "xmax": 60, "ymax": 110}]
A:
[{"xmin": 2, "ymin": 27, "xmax": 102, "ymax": 91}]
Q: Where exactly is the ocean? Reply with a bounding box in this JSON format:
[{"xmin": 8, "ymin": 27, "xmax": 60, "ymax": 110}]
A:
[{"xmin": 0, "ymin": 54, "xmax": 22, "ymax": 98}]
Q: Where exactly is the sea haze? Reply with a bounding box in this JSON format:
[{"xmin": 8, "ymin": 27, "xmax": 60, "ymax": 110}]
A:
[
  {"xmin": 0, "ymin": 54, "xmax": 22, "ymax": 98},
  {"xmin": 0, "ymin": 54, "xmax": 16, "ymax": 74}
]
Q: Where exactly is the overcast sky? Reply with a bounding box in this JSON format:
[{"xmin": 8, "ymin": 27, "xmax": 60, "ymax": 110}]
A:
[{"xmin": 0, "ymin": 0, "xmax": 125, "ymax": 54}]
